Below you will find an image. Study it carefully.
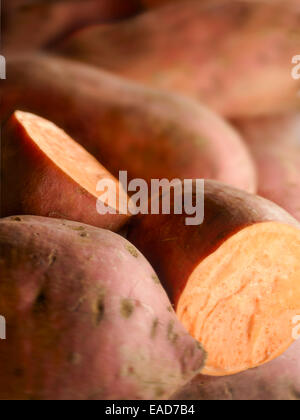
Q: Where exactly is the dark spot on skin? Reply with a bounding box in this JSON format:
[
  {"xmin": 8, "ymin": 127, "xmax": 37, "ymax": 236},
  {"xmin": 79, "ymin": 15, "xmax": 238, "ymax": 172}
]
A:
[
  {"xmin": 68, "ymin": 353, "xmax": 82, "ymax": 365},
  {"xmin": 71, "ymin": 299, "xmax": 83, "ymax": 313},
  {"xmin": 66, "ymin": 224, "xmax": 88, "ymax": 236},
  {"xmin": 152, "ymin": 274, "xmax": 160, "ymax": 284},
  {"xmin": 151, "ymin": 318, "xmax": 159, "ymax": 339},
  {"xmin": 194, "ymin": 344, "xmax": 207, "ymax": 373},
  {"xmin": 182, "ymin": 345, "xmax": 205, "ymax": 376},
  {"xmin": 30, "ymin": 254, "xmax": 39, "ymax": 262},
  {"xmin": 95, "ymin": 296, "xmax": 105, "ymax": 325},
  {"xmin": 167, "ymin": 306, "xmax": 173, "ymax": 313},
  {"xmin": 79, "ymin": 232, "xmax": 89, "ymax": 238},
  {"xmin": 128, "ymin": 366, "xmax": 135, "ymax": 375},
  {"xmin": 47, "ymin": 252, "xmax": 57, "ymax": 267},
  {"xmin": 14, "ymin": 368, "xmax": 24, "ymax": 377},
  {"xmin": 290, "ymin": 386, "xmax": 300, "ymax": 400},
  {"xmin": 11, "ymin": 217, "xmax": 22, "ymax": 222},
  {"xmin": 27, "ymin": 395, "xmax": 41, "ymax": 401},
  {"xmin": 125, "ymin": 244, "xmax": 139, "ymax": 258},
  {"xmin": 33, "ymin": 290, "xmax": 47, "ymax": 314},
  {"xmin": 167, "ymin": 320, "xmax": 178, "ymax": 344},
  {"xmin": 121, "ymin": 299, "xmax": 134, "ymax": 318},
  {"xmin": 155, "ymin": 387, "xmax": 165, "ymax": 398},
  {"xmin": 196, "ymin": 342, "xmax": 203, "ymax": 351},
  {"xmin": 71, "ymin": 226, "xmax": 85, "ymax": 231}
]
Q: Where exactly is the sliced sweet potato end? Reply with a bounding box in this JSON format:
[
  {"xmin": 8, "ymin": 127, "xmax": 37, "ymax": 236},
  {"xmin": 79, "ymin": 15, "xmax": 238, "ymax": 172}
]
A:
[
  {"xmin": 176, "ymin": 221, "xmax": 300, "ymax": 376},
  {"xmin": 13, "ymin": 111, "xmax": 128, "ymax": 215}
]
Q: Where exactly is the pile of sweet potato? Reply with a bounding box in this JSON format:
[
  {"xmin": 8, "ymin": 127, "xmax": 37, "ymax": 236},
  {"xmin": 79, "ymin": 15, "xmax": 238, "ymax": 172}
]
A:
[{"xmin": 1, "ymin": 0, "xmax": 300, "ymax": 401}]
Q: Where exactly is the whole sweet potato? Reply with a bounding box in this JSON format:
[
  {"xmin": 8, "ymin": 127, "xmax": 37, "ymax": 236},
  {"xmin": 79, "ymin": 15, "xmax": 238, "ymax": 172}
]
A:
[
  {"xmin": 55, "ymin": 0, "xmax": 300, "ymax": 117},
  {"xmin": 0, "ymin": 54, "xmax": 256, "ymax": 193},
  {"xmin": 1, "ymin": 111, "xmax": 129, "ymax": 231},
  {"xmin": 3, "ymin": 0, "xmax": 141, "ymax": 52},
  {"xmin": 0, "ymin": 216, "xmax": 205, "ymax": 400},
  {"xmin": 174, "ymin": 338, "xmax": 300, "ymax": 400},
  {"xmin": 234, "ymin": 113, "xmax": 300, "ymax": 222},
  {"xmin": 128, "ymin": 180, "xmax": 300, "ymax": 376}
]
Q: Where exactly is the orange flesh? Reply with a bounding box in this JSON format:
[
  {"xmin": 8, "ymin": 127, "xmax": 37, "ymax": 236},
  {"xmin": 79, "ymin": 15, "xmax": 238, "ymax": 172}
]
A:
[
  {"xmin": 16, "ymin": 111, "xmax": 127, "ymax": 207},
  {"xmin": 177, "ymin": 222, "xmax": 300, "ymax": 376}
]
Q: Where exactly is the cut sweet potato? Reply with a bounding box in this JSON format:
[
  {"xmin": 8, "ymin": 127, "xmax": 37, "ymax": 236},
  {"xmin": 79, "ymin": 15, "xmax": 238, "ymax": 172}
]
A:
[
  {"xmin": 128, "ymin": 180, "xmax": 300, "ymax": 376},
  {"xmin": 1, "ymin": 111, "xmax": 129, "ymax": 231},
  {"xmin": 0, "ymin": 216, "xmax": 205, "ymax": 400},
  {"xmin": 234, "ymin": 113, "xmax": 300, "ymax": 221},
  {"xmin": 54, "ymin": 0, "xmax": 300, "ymax": 118},
  {"xmin": 0, "ymin": 54, "xmax": 256, "ymax": 193}
]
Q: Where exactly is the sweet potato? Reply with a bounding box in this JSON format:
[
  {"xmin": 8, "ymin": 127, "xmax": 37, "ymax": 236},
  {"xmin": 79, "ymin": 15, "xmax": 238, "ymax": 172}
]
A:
[
  {"xmin": 174, "ymin": 338, "xmax": 300, "ymax": 400},
  {"xmin": 128, "ymin": 180, "xmax": 300, "ymax": 376},
  {"xmin": 0, "ymin": 216, "xmax": 205, "ymax": 400},
  {"xmin": 0, "ymin": 54, "xmax": 256, "ymax": 193},
  {"xmin": 55, "ymin": 0, "xmax": 300, "ymax": 118},
  {"xmin": 1, "ymin": 111, "xmax": 129, "ymax": 231},
  {"xmin": 3, "ymin": 0, "xmax": 141, "ymax": 52},
  {"xmin": 234, "ymin": 113, "xmax": 300, "ymax": 222}
]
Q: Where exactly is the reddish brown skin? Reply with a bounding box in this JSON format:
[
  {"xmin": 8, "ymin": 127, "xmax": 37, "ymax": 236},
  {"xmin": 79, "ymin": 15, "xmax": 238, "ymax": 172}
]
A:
[
  {"xmin": 1, "ymin": 112, "xmax": 129, "ymax": 232},
  {"xmin": 173, "ymin": 339, "xmax": 300, "ymax": 400},
  {"xmin": 54, "ymin": 0, "xmax": 300, "ymax": 118},
  {"xmin": 0, "ymin": 54, "xmax": 256, "ymax": 193},
  {"xmin": 3, "ymin": 0, "xmax": 142, "ymax": 53},
  {"xmin": 141, "ymin": 0, "xmax": 298, "ymax": 9},
  {"xmin": 234, "ymin": 112, "xmax": 300, "ymax": 148},
  {"xmin": 0, "ymin": 216, "xmax": 205, "ymax": 400},
  {"xmin": 128, "ymin": 180, "xmax": 299, "ymax": 304},
  {"xmin": 140, "ymin": 0, "xmax": 180, "ymax": 8},
  {"xmin": 234, "ymin": 113, "xmax": 300, "ymax": 222}
]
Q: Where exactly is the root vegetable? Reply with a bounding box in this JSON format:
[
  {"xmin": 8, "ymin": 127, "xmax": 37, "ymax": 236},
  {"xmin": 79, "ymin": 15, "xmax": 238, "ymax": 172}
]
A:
[
  {"xmin": 3, "ymin": 0, "xmax": 141, "ymax": 53},
  {"xmin": 1, "ymin": 111, "xmax": 129, "ymax": 231},
  {"xmin": 54, "ymin": 0, "xmax": 300, "ymax": 118},
  {"xmin": 0, "ymin": 216, "xmax": 205, "ymax": 400},
  {"xmin": 0, "ymin": 54, "xmax": 256, "ymax": 193},
  {"xmin": 128, "ymin": 180, "xmax": 300, "ymax": 376}
]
